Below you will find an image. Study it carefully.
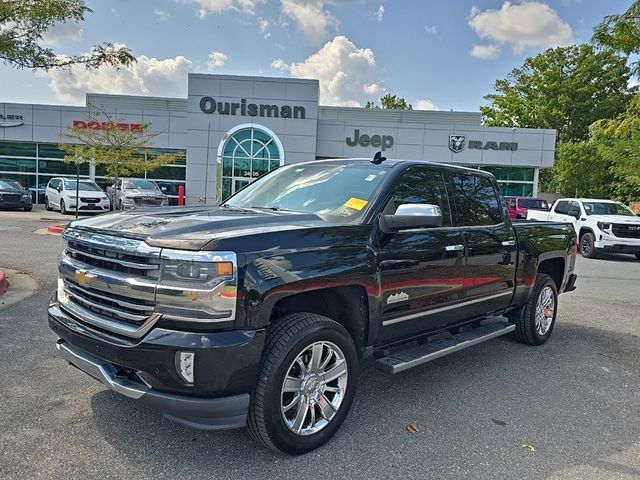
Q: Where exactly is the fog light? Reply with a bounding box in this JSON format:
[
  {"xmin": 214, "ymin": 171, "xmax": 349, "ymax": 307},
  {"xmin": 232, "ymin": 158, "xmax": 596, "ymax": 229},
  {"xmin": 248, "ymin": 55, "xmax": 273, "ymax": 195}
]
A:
[{"xmin": 176, "ymin": 351, "xmax": 195, "ymax": 384}]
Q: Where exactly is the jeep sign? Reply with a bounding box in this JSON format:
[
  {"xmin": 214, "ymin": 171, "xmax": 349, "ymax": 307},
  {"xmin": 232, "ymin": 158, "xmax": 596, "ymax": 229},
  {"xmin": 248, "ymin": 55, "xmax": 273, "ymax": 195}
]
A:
[{"xmin": 346, "ymin": 129, "xmax": 394, "ymax": 151}]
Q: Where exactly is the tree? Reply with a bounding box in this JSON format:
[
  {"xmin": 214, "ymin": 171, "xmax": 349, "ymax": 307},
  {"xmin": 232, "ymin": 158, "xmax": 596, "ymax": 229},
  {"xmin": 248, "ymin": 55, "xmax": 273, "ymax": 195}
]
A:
[
  {"xmin": 481, "ymin": 44, "xmax": 631, "ymax": 143},
  {"xmin": 365, "ymin": 94, "xmax": 413, "ymax": 110},
  {"xmin": 590, "ymin": 95, "xmax": 640, "ymax": 202},
  {"xmin": 593, "ymin": 0, "xmax": 640, "ymax": 76},
  {"xmin": 59, "ymin": 109, "xmax": 181, "ymax": 201},
  {"xmin": 553, "ymin": 141, "xmax": 613, "ymax": 198},
  {"xmin": 0, "ymin": 0, "xmax": 134, "ymax": 70}
]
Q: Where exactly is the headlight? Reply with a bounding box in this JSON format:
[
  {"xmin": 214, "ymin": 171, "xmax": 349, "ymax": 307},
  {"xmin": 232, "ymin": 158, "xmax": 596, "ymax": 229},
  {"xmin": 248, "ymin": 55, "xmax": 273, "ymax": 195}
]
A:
[
  {"xmin": 597, "ymin": 222, "xmax": 611, "ymax": 231},
  {"xmin": 22, "ymin": 193, "xmax": 30, "ymax": 199},
  {"xmin": 156, "ymin": 250, "xmax": 237, "ymax": 323},
  {"xmin": 68, "ymin": 194, "xmax": 77, "ymax": 199}
]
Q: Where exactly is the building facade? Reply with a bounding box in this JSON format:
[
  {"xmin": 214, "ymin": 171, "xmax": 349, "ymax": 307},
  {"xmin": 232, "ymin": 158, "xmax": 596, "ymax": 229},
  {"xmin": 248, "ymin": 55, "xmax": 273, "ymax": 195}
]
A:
[{"xmin": 0, "ymin": 73, "xmax": 556, "ymax": 205}]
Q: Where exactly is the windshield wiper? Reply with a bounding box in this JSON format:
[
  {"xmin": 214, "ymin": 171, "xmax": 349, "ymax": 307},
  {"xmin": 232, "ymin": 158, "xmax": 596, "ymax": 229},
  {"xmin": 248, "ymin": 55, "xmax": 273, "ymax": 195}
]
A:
[{"xmin": 249, "ymin": 206, "xmax": 292, "ymax": 212}]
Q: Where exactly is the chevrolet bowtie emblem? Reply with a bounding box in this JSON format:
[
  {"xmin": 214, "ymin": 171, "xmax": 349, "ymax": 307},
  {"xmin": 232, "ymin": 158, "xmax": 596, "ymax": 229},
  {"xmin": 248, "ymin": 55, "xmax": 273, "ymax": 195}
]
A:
[{"xmin": 74, "ymin": 270, "xmax": 96, "ymax": 286}]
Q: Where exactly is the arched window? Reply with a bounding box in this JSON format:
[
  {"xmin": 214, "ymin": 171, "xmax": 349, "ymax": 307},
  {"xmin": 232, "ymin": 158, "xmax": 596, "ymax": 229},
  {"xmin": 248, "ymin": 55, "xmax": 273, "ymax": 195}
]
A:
[{"xmin": 218, "ymin": 124, "xmax": 284, "ymax": 200}]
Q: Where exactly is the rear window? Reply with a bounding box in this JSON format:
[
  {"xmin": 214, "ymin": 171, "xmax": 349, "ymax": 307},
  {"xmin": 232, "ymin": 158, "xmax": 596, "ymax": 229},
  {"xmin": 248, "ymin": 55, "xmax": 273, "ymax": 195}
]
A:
[{"xmin": 519, "ymin": 199, "xmax": 548, "ymax": 210}]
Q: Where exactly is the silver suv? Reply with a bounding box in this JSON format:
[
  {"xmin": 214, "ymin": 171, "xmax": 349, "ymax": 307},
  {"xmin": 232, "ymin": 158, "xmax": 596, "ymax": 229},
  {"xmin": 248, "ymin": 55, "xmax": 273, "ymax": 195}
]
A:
[{"xmin": 107, "ymin": 178, "xmax": 169, "ymax": 210}]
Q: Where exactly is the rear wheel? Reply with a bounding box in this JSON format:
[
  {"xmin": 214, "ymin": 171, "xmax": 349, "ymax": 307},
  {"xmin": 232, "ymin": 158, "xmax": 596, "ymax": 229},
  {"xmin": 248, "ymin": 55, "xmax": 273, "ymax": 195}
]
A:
[
  {"xmin": 248, "ymin": 313, "xmax": 359, "ymax": 454},
  {"xmin": 60, "ymin": 199, "xmax": 67, "ymax": 215},
  {"xmin": 514, "ymin": 273, "xmax": 558, "ymax": 346},
  {"xmin": 580, "ymin": 232, "xmax": 598, "ymax": 258}
]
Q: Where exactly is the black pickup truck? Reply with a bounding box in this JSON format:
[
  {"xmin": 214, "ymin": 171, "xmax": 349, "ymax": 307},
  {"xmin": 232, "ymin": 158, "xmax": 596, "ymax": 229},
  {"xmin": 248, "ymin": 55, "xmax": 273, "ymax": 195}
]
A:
[{"xmin": 49, "ymin": 158, "xmax": 577, "ymax": 454}]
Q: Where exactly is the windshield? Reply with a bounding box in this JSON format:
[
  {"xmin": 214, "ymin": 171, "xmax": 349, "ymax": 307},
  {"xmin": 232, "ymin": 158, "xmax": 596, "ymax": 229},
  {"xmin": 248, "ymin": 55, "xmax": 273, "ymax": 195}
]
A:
[
  {"xmin": 64, "ymin": 181, "xmax": 102, "ymax": 192},
  {"xmin": 123, "ymin": 179, "xmax": 159, "ymax": 190},
  {"xmin": 519, "ymin": 199, "xmax": 548, "ymax": 210},
  {"xmin": 225, "ymin": 163, "xmax": 388, "ymax": 224},
  {"xmin": 583, "ymin": 202, "xmax": 635, "ymax": 216},
  {"xmin": 0, "ymin": 180, "xmax": 22, "ymax": 190}
]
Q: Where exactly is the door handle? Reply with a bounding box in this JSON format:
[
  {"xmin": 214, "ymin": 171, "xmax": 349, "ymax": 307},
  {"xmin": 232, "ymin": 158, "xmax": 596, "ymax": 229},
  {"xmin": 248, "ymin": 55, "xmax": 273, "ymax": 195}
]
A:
[
  {"xmin": 445, "ymin": 244, "xmax": 465, "ymax": 252},
  {"xmin": 501, "ymin": 240, "xmax": 516, "ymax": 246}
]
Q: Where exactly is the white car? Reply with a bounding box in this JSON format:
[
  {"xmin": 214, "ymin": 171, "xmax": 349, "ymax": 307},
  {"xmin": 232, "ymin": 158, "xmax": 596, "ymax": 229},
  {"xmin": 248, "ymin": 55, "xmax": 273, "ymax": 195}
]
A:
[
  {"xmin": 527, "ymin": 198, "xmax": 640, "ymax": 259},
  {"xmin": 45, "ymin": 178, "xmax": 111, "ymax": 214}
]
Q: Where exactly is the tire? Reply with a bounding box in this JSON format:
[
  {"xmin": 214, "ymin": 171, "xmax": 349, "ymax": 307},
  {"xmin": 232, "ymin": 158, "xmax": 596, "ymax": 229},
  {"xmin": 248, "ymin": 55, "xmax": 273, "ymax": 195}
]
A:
[
  {"xmin": 248, "ymin": 313, "xmax": 359, "ymax": 455},
  {"xmin": 44, "ymin": 197, "xmax": 52, "ymax": 211},
  {"xmin": 514, "ymin": 273, "xmax": 558, "ymax": 346},
  {"xmin": 635, "ymin": 254, "xmax": 640, "ymax": 261},
  {"xmin": 60, "ymin": 199, "xmax": 67, "ymax": 215},
  {"xmin": 580, "ymin": 232, "xmax": 598, "ymax": 258},
  {"xmin": 24, "ymin": 205, "xmax": 32, "ymax": 212}
]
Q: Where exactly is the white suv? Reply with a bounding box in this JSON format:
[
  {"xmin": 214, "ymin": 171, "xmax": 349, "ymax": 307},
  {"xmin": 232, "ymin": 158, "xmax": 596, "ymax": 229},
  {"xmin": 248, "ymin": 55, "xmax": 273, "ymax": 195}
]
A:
[
  {"xmin": 528, "ymin": 198, "xmax": 640, "ymax": 259},
  {"xmin": 45, "ymin": 178, "xmax": 111, "ymax": 214}
]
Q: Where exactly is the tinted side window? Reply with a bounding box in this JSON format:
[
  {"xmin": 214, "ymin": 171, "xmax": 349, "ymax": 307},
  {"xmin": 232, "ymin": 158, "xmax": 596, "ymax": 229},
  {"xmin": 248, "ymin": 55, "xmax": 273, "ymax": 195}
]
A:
[
  {"xmin": 451, "ymin": 174, "xmax": 503, "ymax": 226},
  {"xmin": 388, "ymin": 167, "xmax": 452, "ymax": 227},
  {"xmin": 554, "ymin": 201, "xmax": 569, "ymax": 214}
]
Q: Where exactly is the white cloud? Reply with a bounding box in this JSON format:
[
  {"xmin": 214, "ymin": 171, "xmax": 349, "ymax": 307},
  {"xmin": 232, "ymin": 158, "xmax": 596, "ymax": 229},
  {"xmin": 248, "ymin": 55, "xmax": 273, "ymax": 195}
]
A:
[
  {"xmin": 41, "ymin": 22, "xmax": 83, "ymax": 47},
  {"xmin": 468, "ymin": 1, "xmax": 574, "ymax": 54},
  {"xmin": 154, "ymin": 10, "xmax": 171, "ymax": 20},
  {"xmin": 271, "ymin": 35, "xmax": 383, "ymax": 107},
  {"xmin": 41, "ymin": 44, "xmax": 192, "ymax": 104},
  {"xmin": 375, "ymin": 5, "xmax": 384, "ymax": 22},
  {"xmin": 424, "ymin": 25, "xmax": 437, "ymax": 35},
  {"xmin": 470, "ymin": 43, "xmax": 501, "ymax": 59},
  {"xmin": 259, "ymin": 17, "xmax": 271, "ymax": 38},
  {"xmin": 415, "ymin": 99, "xmax": 439, "ymax": 111},
  {"xmin": 180, "ymin": 0, "xmax": 264, "ymax": 18},
  {"xmin": 207, "ymin": 51, "xmax": 228, "ymax": 69},
  {"xmin": 280, "ymin": 0, "xmax": 338, "ymax": 42}
]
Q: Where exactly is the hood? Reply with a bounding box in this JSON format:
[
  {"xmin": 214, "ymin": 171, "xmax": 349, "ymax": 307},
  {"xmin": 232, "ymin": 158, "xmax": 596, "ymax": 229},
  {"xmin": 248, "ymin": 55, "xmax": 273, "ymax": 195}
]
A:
[
  {"xmin": 589, "ymin": 214, "xmax": 640, "ymax": 224},
  {"xmin": 123, "ymin": 188, "xmax": 165, "ymax": 197},
  {"xmin": 0, "ymin": 188, "xmax": 25, "ymax": 194},
  {"xmin": 68, "ymin": 205, "xmax": 330, "ymax": 250}
]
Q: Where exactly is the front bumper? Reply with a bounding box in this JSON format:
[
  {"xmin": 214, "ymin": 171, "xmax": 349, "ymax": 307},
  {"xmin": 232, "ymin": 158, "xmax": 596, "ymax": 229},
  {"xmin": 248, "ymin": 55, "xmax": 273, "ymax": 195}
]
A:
[
  {"xmin": 594, "ymin": 238, "xmax": 640, "ymax": 254},
  {"xmin": 67, "ymin": 200, "xmax": 110, "ymax": 212},
  {"xmin": 49, "ymin": 303, "xmax": 265, "ymax": 430}
]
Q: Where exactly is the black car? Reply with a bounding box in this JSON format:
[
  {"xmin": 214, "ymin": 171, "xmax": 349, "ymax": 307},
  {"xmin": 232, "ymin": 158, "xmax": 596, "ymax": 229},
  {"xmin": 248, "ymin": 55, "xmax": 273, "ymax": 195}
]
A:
[{"xmin": 0, "ymin": 179, "xmax": 32, "ymax": 211}]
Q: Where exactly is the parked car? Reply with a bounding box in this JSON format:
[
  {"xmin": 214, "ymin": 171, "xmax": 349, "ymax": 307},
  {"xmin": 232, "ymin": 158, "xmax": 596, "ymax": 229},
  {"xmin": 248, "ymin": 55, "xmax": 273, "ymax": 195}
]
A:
[
  {"xmin": 106, "ymin": 178, "xmax": 169, "ymax": 210},
  {"xmin": 49, "ymin": 157, "xmax": 577, "ymax": 454},
  {"xmin": 505, "ymin": 196, "xmax": 549, "ymax": 220},
  {"xmin": 45, "ymin": 178, "xmax": 110, "ymax": 214},
  {"xmin": 0, "ymin": 178, "xmax": 32, "ymax": 211},
  {"xmin": 527, "ymin": 198, "xmax": 640, "ymax": 259}
]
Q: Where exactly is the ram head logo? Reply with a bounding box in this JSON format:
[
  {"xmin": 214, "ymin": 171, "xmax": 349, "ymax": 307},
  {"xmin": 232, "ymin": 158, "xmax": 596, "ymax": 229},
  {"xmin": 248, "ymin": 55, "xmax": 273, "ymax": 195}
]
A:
[{"xmin": 449, "ymin": 135, "xmax": 466, "ymax": 153}]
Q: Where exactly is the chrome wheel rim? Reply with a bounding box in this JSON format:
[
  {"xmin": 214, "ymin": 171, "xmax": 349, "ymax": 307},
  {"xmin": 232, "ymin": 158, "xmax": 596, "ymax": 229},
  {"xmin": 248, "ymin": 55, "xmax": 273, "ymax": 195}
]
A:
[
  {"xmin": 280, "ymin": 341, "xmax": 348, "ymax": 436},
  {"xmin": 535, "ymin": 286, "xmax": 555, "ymax": 336}
]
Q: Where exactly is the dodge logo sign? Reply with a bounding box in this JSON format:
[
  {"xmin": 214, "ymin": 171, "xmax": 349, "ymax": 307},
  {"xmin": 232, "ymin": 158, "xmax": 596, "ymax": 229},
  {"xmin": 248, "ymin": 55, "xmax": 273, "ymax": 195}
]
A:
[{"xmin": 449, "ymin": 135, "xmax": 466, "ymax": 153}]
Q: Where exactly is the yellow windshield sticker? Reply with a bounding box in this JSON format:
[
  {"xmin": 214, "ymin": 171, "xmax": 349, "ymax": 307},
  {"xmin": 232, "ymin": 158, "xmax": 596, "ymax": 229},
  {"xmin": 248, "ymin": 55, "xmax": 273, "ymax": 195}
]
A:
[{"xmin": 344, "ymin": 197, "xmax": 368, "ymax": 210}]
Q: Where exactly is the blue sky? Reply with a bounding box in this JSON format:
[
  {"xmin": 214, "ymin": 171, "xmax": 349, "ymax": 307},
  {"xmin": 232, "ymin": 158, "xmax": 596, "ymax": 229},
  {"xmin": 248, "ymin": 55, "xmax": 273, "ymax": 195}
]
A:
[{"xmin": 0, "ymin": 0, "xmax": 633, "ymax": 111}]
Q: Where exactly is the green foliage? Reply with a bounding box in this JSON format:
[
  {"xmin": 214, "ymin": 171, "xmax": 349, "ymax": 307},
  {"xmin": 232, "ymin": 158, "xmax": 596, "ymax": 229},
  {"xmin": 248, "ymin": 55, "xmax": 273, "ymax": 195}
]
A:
[
  {"xmin": 593, "ymin": 0, "xmax": 640, "ymax": 76},
  {"xmin": 365, "ymin": 94, "xmax": 413, "ymax": 110},
  {"xmin": 59, "ymin": 109, "xmax": 181, "ymax": 182},
  {"xmin": 553, "ymin": 141, "xmax": 613, "ymax": 198},
  {"xmin": 481, "ymin": 44, "xmax": 630, "ymax": 143},
  {"xmin": 590, "ymin": 95, "xmax": 640, "ymax": 202},
  {"xmin": 0, "ymin": 0, "xmax": 134, "ymax": 70}
]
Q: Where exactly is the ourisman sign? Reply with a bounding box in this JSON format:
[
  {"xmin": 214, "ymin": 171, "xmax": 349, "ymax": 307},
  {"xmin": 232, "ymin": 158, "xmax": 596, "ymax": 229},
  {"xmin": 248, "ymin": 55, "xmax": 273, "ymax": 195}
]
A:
[{"xmin": 199, "ymin": 97, "xmax": 306, "ymax": 119}]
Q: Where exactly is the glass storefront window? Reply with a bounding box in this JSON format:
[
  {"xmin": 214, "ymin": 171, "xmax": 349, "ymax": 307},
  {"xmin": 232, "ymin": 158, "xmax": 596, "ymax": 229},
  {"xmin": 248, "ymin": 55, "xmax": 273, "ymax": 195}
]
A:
[
  {"xmin": 149, "ymin": 165, "xmax": 186, "ymax": 180},
  {"xmin": 39, "ymin": 159, "xmax": 89, "ymax": 175},
  {"xmin": 481, "ymin": 166, "xmax": 534, "ymax": 182},
  {"xmin": 0, "ymin": 158, "xmax": 36, "ymax": 173},
  {"xmin": 497, "ymin": 182, "xmax": 534, "ymax": 197},
  {"xmin": 0, "ymin": 142, "xmax": 36, "ymax": 157},
  {"xmin": 219, "ymin": 126, "xmax": 283, "ymax": 201},
  {"xmin": 38, "ymin": 144, "xmax": 66, "ymax": 159}
]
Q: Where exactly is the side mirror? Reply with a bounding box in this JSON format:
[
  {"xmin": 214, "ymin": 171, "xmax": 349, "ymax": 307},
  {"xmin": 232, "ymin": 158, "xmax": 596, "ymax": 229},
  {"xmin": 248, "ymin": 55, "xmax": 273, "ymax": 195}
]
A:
[
  {"xmin": 379, "ymin": 204, "xmax": 443, "ymax": 233},
  {"xmin": 161, "ymin": 186, "xmax": 167, "ymax": 192},
  {"xmin": 568, "ymin": 208, "xmax": 580, "ymax": 219}
]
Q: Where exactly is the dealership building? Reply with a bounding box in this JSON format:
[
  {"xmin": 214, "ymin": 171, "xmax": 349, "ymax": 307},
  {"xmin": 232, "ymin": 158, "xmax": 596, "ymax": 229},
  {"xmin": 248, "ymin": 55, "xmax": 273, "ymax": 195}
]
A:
[{"xmin": 0, "ymin": 73, "xmax": 556, "ymax": 205}]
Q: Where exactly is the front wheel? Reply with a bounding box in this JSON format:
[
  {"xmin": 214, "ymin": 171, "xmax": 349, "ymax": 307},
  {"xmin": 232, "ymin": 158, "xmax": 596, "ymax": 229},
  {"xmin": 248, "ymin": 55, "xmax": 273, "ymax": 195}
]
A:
[
  {"xmin": 514, "ymin": 273, "xmax": 558, "ymax": 346},
  {"xmin": 24, "ymin": 205, "xmax": 32, "ymax": 212},
  {"xmin": 44, "ymin": 197, "xmax": 52, "ymax": 211},
  {"xmin": 248, "ymin": 313, "xmax": 359, "ymax": 455},
  {"xmin": 580, "ymin": 232, "xmax": 598, "ymax": 258},
  {"xmin": 60, "ymin": 199, "xmax": 67, "ymax": 215},
  {"xmin": 635, "ymin": 254, "xmax": 640, "ymax": 261}
]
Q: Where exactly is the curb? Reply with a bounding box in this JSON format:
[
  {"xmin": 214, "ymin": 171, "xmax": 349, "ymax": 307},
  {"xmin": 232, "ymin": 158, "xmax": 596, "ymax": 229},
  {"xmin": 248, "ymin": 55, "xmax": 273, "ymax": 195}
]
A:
[
  {"xmin": 47, "ymin": 225, "xmax": 66, "ymax": 234},
  {"xmin": 0, "ymin": 269, "xmax": 8, "ymax": 296}
]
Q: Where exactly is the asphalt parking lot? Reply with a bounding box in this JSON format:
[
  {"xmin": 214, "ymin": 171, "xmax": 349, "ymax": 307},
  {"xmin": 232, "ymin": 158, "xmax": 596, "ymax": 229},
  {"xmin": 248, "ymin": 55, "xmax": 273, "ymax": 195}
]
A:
[{"xmin": 1, "ymin": 207, "xmax": 639, "ymax": 480}]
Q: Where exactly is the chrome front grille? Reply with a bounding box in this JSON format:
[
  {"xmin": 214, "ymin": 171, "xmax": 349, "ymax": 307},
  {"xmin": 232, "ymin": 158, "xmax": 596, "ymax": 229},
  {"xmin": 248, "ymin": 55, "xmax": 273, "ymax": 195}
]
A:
[
  {"xmin": 133, "ymin": 197, "xmax": 163, "ymax": 206},
  {"xmin": 59, "ymin": 228, "xmax": 162, "ymax": 337}
]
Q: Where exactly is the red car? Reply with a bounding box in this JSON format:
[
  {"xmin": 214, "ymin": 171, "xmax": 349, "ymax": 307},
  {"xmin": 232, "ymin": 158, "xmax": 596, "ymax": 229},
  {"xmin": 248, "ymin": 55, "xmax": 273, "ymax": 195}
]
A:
[{"xmin": 505, "ymin": 196, "xmax": 550, "ymax": 220}]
